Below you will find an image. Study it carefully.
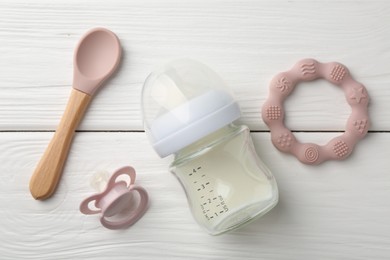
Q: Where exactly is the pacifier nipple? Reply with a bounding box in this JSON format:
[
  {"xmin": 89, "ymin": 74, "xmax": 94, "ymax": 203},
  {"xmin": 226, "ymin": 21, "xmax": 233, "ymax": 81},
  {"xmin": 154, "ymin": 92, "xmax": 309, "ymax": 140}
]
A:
[{"xmin": 90, "ymin": 170, "xmax": 110, "ymax": 192}]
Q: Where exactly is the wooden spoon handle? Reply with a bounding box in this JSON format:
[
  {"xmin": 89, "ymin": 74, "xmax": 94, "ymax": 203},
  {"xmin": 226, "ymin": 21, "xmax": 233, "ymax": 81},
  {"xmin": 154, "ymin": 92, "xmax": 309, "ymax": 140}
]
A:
[{"xmin": 29, "ymin": 89, "xmax": 92, "ymax": 200}]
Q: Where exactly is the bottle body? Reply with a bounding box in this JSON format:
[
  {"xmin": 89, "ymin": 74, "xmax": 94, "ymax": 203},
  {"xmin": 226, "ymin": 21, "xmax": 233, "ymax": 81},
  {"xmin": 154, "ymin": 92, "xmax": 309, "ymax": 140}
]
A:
[{"xmin": 170, "ymin": 124, "xmax": 278, "ymax": 235}]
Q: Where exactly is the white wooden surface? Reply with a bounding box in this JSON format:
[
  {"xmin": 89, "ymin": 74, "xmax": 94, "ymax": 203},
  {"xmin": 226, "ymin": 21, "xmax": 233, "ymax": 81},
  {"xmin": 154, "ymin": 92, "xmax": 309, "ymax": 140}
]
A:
[{"xmin": 1, "ymin": 1, "xmax": 389, "ymax": 259}]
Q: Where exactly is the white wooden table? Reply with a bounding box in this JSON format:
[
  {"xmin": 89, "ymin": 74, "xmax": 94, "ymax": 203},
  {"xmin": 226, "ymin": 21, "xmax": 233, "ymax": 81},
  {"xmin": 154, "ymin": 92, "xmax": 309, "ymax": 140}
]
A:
[{"xmin": 1, "ymin": 1, "xmax": 389, "ymax": 259}]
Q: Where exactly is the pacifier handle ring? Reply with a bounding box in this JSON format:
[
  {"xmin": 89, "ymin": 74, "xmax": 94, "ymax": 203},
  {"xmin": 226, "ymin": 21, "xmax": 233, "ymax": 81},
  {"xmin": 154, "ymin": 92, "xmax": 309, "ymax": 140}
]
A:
[
  {"xmin": 100, "ymin": 185, "xmax": 149, "ymax": 230},
  {"xmin": 80, "ymin": 194, "xmax": 102, "ymax": 215},
  {"xmin": 107, "ymin": 166, "xmax": 136, "ymax": 189},
  {"xmin": 262, "ymin": 58, "xmax": 370, "ymax": 165}
]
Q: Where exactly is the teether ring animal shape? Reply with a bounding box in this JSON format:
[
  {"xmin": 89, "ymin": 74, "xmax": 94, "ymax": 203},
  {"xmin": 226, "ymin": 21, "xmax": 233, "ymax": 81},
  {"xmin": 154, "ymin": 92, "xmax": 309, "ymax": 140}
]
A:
[
  {"xmin": 262, "ymin": 59, "xmax": 370, "ymax": 165},
  {"xmin": 80, "ymin": 166, "xmax": 148, "ymax": 230}
]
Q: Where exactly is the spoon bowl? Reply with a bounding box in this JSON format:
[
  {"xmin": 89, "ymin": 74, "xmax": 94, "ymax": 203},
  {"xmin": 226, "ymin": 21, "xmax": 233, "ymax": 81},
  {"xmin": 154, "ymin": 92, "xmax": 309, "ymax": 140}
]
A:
[{"xmin": 73, "ymin": 28, "xmax": 121, "ymax": 95}]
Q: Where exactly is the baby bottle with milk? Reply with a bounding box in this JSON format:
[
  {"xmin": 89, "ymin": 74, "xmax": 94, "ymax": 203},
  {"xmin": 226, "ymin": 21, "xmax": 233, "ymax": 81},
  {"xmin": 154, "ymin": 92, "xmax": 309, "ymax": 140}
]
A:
[{"xmin": 142, "ymin": 59, "xmax": 278, "ymax": 235}]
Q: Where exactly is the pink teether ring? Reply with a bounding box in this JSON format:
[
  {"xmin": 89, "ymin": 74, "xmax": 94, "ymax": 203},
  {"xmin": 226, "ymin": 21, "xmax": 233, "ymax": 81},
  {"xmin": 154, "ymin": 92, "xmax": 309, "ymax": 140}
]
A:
[
  {"xmin": 80, "ymin": 166, "xmax": 149, "ymax": 229},
  {"xmin": 262, "ymin": 59, "xmax": 370, "ymax": 165}
]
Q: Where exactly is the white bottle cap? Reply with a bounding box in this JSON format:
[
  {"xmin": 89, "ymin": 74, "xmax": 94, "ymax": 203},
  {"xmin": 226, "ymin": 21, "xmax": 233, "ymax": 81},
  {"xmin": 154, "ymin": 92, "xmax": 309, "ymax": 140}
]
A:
[{"xmin": 142, "ymin": 59, "xmax": 241, "ymax": 157}]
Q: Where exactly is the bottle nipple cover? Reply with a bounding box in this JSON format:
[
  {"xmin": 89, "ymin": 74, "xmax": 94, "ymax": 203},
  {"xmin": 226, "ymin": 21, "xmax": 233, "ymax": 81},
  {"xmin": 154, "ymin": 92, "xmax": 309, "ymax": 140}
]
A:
[
  {"xmin": 80, "ymin": 166, "xmax": 148, "ymax": 230},
  {"xmin": 262, "ymin": 58, "xmax": 370, "ymax": 165}
]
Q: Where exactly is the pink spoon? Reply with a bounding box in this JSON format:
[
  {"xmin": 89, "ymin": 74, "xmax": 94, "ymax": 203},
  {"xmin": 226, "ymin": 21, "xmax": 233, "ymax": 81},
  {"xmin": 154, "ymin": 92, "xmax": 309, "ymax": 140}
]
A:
[{"xmin": 29, "ymin": 28, "xmax": 122, "ymax": 200}]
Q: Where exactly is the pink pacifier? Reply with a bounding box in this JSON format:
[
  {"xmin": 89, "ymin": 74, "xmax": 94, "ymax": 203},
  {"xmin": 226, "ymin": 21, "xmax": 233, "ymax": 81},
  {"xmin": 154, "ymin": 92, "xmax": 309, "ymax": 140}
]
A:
[{"xmin": 80, "ymin": 166, "xmax": 148, "ymax": 229}]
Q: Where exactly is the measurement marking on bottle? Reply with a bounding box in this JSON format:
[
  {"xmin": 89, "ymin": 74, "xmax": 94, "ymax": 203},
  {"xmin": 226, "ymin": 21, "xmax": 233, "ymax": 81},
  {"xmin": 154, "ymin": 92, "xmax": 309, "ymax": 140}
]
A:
[
  {"xmin": 191, "ymin": 164, "xmax": 230, "ymax": 222},
  {"xmin": 189, "ymin": 167, "xmax": 202, "ymax": 176}
]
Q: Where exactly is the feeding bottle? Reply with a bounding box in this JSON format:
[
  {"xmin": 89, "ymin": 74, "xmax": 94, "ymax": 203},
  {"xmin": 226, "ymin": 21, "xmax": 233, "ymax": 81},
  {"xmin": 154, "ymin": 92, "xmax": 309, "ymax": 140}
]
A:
[{"xmin": 141, "ymin": 59, "xmax": 278, "ymax": 235}]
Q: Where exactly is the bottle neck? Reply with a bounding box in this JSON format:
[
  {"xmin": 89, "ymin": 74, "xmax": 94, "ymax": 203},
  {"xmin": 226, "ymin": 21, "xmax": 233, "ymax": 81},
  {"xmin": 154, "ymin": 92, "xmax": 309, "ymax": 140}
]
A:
[{"xmin": 173, "ymin": 123, "xmax": 241, "ymax": 163}]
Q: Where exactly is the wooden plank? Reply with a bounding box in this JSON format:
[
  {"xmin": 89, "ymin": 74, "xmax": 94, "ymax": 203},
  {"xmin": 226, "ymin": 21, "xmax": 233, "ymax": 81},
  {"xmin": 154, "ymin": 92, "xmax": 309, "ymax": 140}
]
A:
[
  {"xmin": 0, "ymin": 132, "xmax": 389, "ymax": 259},
  {"xmin": 0, "ymin": 0, "xmax": 389, "ymax": 131}
]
